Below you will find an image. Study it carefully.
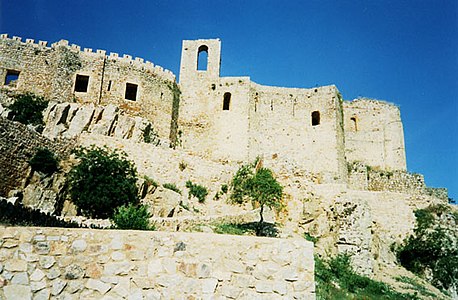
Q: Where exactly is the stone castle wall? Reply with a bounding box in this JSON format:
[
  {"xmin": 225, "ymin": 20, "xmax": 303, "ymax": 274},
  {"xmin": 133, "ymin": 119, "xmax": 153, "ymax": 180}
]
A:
[
  {"xmin": 347, "ymin": 162, "xmax": 448, "ymax": 199},
  {"xmin": 0, "ymin": 34, "xmax": 408, "ymax": 179},
  {"xmin": 178, "ymin": 39, "xmax": 348, "ymax": 180},
  {"xmin": 248, "ymin": 83, "xmax": 347, "ymax": 180},
  {"xmin": 343, "ymin": 99, "xmax": 406, "ymax": 171},
  {"xmin": 0, "ymin": 34, "xmax": 178, "ymax": 141},
  {"xmin": 178, "ymin": 38, "xmax": 405, "ymax": 180},
  {"xmin": 0, "ymin": 226, "xmax": 315, "ymax": 299}
]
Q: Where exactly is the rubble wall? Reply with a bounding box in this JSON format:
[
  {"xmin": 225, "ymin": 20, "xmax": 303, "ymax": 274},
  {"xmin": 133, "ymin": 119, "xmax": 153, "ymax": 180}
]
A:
[
  {"xmin": 0, "ymin": 227, "xmax": 315, "ymax": 299},
  {"xmin": 0, "ymin": 117, "xmax": 74, "ymax": 196}
]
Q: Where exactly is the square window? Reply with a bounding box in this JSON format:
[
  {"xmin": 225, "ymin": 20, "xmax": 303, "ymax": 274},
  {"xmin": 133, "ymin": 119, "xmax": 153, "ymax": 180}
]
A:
[
  {"xmin": 125, "ymin": 83, "xmax": 138, "ymax": 101},
  {"xmin": 74, "ymin": 75, "xmax": 89, "ymax": 92},
  {"xmin": 5, "ymin": 70, "xmax": 20, "ymax": 86}
]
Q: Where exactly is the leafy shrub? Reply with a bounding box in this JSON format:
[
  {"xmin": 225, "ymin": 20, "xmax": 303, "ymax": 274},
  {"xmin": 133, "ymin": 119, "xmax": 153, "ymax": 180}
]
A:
[
  {"xmin": 163, "ymin": 183, "xmax": 182, "ymax": 194},
  {"xmin": 395, "ymin": 276, "xmax": 437, "ymax": 298},
  {"xmin": 186, "ymin": 180, "xmax": 208, "ymax": 203},
  {"xmin": 214, "ymin": 223, "xmax": 250, "ymax": 235},
  {"xmin": 142, "ymin": 123, "xmax": 160, "ymax": 145},
  {"xmin": 111, "ymin": 204, "xmax": 154, "ymax": 230},
  {"xmin": 304, "ymin": 232, "xmax": 319, "ymax": 243},
  {"xmin": 8, "ymin": 93, "xmax": 48, "ymax": 128},
  {"xmin": 143, "ymin": 176, "xmax": 158, "ymax": 188},
  {"xmin": 67, "ymin": 146, "xmax": 138, "ymax": 219},
  {"xmin": 315, "ymin": 254, "xmax": 419, "ymax": 300},
  {"xmin": 221, "ymin": 184, "xmax": 228, "ymax": 194},
  {"xmin": 29, "ymin": 148, "xmax": 59, "ymax": 175},
  {"xmin": 396, "ymin": 204, "xmax": 458, "ymax": 292},
  {"xmin": 179, "ymin": 161, "xmax": 187, "ymax": 171},
  {"xmin": 213, "ymin": 222, "xmax": 278, "ymax": 237}
]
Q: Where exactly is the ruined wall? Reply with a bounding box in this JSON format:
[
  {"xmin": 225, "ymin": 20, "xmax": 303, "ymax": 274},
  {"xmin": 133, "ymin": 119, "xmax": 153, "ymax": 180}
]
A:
[
  {"xmin": 0, "ymin": 117, "xmax": 74, "ymax": 196},
  {"xmin": 0, "ymin": 34, "xmax": 177, "ymax": 140},
  {"xmin": 343, "ymin": 99, "xmax": 406, "ymax": 171},
  {"xmin": 0, "ymin": 227, "xmax": 315, "ymax": 299},
  {"xmin": 347, "ymin": 162, "xmax": 448, "ymax": 199}
]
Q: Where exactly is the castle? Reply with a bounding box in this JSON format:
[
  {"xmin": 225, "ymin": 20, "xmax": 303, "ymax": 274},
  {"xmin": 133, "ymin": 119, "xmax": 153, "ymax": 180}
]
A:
[
  {"xmin": 1, "ymin": 34, "xmax": 454, "ymax": 299},
  {"xmin": 0, "ymin": 34, "xmax": 406, "ymax": 182}
]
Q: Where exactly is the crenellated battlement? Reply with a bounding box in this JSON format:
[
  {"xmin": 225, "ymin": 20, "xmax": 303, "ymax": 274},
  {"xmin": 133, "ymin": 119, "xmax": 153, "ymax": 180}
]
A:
[{"xmin": 0, "ymin": 34, "xmax": 175, "ymax": 81}]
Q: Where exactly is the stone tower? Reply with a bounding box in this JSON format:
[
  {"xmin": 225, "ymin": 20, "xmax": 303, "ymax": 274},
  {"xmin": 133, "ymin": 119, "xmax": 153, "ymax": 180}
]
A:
[{"xmin": 179, "ymin": 39, "xmax": 221, "ymax": 83}]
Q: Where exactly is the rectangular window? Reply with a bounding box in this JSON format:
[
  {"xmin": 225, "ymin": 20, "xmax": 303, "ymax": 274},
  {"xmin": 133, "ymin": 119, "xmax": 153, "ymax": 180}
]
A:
[
  {"xmin": 74, "ymin": 75, "xmax": 89, "ymax": 92},
  {"xmin": 107, "ymin": 80, "xmax": 112, "ymax": 91},
  {"xmin": 5, "ymin": 70, "xmax": 20, "ymax": 86},
  {"xmin": 125, "ymin": 83, "xmax": 138, "ymax": 101}
]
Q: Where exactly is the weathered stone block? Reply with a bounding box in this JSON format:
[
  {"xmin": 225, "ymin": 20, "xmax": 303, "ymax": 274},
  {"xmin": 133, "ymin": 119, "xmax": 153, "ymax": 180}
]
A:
[
  {"xmin": 30, "ymin": 268, "xmax": 45, "ymax": 281},
  {"xmin": 33, "ymin": 288, "xmax": 50, "ymax": 300},
  {"xmin": 86, "ymin": 278, "xmax": 111, "ymax": 295},
  {"xmin": 5, "ymin": 259, "xmax": 27, "ymax": 271},
  {"xmin": 255, "ymin": 280, "xmax": 274, "ymax": 293},
  {"xmin": 4, "ymin": 284, "xmax": 32, "ymax": 300},
  {"xmin": 51, "ymin": 278, "xmax": 67, "ymax": 296},
  {"xmin": 71, "ymin": 239, "xmax": 87, "ymax": 252},
  {"xmin": 201, "ymin": 278, "xmax": 218, "ymax": 294},
  {"xmin": 64, "ymin": 263, "xmax": 85, "ymax": 279},
  {"xmin": 46, "ymin": 266, "xmax": 61, "ymax": 280},
  {"xmin": 30, "ymin": 279, "xmax": 47, "ymax": 292},
  {"xmin": 11, "ymin": 272, "xmax": 29, "ymax": 285},
  {"xmin": 39, "ymin": 255, "xmax": 56, "ymax": 269}
]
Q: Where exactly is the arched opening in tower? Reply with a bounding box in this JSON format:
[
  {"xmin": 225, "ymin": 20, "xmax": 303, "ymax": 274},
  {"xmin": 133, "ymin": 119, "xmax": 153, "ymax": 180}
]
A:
[{"xmin": 197, "ymin": 45, "xmax": 208, "ymax": 71}]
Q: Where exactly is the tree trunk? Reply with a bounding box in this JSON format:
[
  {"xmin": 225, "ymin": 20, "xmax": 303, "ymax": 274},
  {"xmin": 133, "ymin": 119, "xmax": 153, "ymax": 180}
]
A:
[{"xmin": 257, "ymin": 204, "xmax": 264, "ymax": 236}]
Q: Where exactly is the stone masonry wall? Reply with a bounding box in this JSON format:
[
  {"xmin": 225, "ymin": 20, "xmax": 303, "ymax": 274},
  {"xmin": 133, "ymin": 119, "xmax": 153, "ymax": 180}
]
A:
[
  {"xmin": 343, "ymin": 99, "xmax": 406, "ymax": 171},
  {"xmin": 0, "ymin": 117, "xmax": 74, "ymax": 196},
  {"xmin": 0, "ymin": 227, "xmax": 315, "ymax": 299},
  {"xmin": 0, "ymin": 34, "xmax": 177, "ymax": 141},
  {"xmin": 178, "ymin": 38, "xmax": 347, "ymax": 181},
  {"xmin": 347, "ymin": 162, "xmax": 448, "ymax": 199},
  {"xmin": 249, "ymin": 83, "xmax": 347, "ymax": 181}
]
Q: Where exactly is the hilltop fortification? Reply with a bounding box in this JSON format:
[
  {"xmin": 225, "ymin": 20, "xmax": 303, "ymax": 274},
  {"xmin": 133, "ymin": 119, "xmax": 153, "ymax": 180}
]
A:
[
  {"xmin": 179, "ymin": 39, "xmax": 405, "ymax": 180},
  {"xmin": 0, "ymin": 34, "xmax": 454, "ymax": 299},
  {"xmin": 1, "ymin": 35, "xmax": 405, "ymax": 181}
]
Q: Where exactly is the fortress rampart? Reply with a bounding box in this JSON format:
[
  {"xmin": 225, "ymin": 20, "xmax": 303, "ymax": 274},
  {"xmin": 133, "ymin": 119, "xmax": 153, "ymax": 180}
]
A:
[
  {"xmin": 0, "ymin": 35, "xmax": 408, "ymax": 182},
  {"xmin": 0, "ymin": 34, "xmax": 178, "ymax": 141},
  {"xmin": 178, "ymin": 39, "xmax": 405, "ymax": 182}
]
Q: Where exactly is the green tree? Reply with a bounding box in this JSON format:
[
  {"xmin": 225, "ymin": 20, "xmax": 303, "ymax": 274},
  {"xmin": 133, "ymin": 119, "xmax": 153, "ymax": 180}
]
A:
[
  {"xmin": 111, "ymin": 203, "xmax": 154, "ymax": 230},
  {"xmin": 9, "ymin": 93, "xmax": 48, "ymax": 127},
  {"xmin": 397, "ymin": 204, "xmax": 458, "ymax": 293},
  {"xmin": 29, "ymin": 148, "xmax": 59, "ymax": 175},
  {"xmin": 67, "ymin": 146, "xmax": 138, "ymax": 219},
  {"xmin": 230, "ymin": 161, "xmax": 283, "ymax": 233}
]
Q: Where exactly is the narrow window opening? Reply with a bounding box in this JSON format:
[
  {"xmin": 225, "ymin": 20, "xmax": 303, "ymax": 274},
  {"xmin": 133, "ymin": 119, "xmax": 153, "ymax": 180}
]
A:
[
  {"xmin": 74, "ymin": 75, "xmax": 89, "ymax": 92},
  {"xmin": 5, "ymin": 70, "xmax": 20, "ymax": 86},
  {"xmin": 197, "ymin": 45, "xmax": 208, "ymax": 71},
  {"xmin": 350, "ymin": 117, "xmax": 358, "ymax": 131},
  {"xmin": 125, "ymin": 83, "xmax": 138, "ymax": 101},
  {"xmin": 107, "ymin": 80, "xmax": 112, "ymax": 91},
  {"xmin": 312, "ymin": 111, "xmax": 320, "ymax": 126},
  {"xmin": 223, "ymin": 92, "xmax": 231, "ymax": 110},
  {"xmin": 270, "ymin": 100, "xmax": 274, "ymax": 111}
]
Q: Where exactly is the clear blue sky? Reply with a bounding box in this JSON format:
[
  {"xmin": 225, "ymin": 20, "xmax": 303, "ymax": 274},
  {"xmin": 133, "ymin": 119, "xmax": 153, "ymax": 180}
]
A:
[{"xmin": 1, "ymin": 0, "xmax": 457, "ymax": 200}]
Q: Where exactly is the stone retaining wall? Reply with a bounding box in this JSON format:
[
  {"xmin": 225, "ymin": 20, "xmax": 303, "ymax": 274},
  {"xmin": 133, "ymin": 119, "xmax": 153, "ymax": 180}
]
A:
[
  {"xmin": 0, "ymin": 226, "xmax": 315, "ymax": 299},
  {"xmin": 0, "ymin": 117, "xmax": 74, "ymax": 196}
]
